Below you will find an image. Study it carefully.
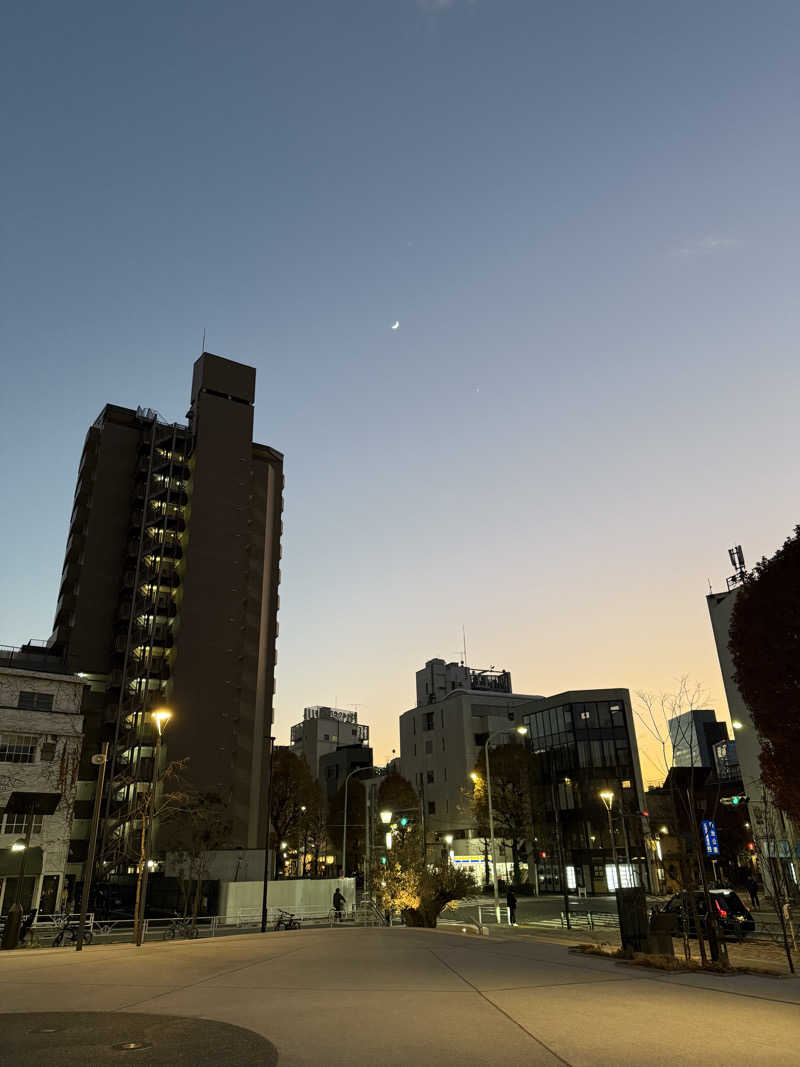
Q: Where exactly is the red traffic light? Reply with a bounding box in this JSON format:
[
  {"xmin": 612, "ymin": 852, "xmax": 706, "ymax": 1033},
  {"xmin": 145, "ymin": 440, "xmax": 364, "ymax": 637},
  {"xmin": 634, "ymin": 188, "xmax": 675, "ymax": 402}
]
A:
[
  {"xmin": 747, "ymin": 841, "xmax": 756, "ymax": 852},
  {"xmin": 539, "ymin": 850, "xmax": 547, "ymax": 859}
]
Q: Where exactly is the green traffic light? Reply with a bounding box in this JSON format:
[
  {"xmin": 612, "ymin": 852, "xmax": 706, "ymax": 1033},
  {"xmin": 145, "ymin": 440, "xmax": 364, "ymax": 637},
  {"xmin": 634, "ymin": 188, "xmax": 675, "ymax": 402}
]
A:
[
  {"xmin": 400, "ymin": 816, "xmax": 408, "ymax": 826},
  {"xmin": 731, "ymin": 796, "xmax": 741, "ymax": 805}
]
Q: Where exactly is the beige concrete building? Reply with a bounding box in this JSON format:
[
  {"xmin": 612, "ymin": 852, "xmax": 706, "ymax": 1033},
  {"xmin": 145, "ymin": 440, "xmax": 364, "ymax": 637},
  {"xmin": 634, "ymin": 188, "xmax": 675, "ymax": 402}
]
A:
[
  {"xmin": 399, "ymin": 659, "xmax": 542, "ymax": 874},
  {"xmin": 0, "ymin": 648, "xmax": 85, "ymax": 914}
]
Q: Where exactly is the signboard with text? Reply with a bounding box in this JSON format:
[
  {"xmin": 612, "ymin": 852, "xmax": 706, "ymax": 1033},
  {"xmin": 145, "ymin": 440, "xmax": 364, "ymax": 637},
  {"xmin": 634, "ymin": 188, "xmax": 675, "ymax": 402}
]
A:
[{"xmin": 701, "ymin": 820, "xmax": 720, "ymax": 856}]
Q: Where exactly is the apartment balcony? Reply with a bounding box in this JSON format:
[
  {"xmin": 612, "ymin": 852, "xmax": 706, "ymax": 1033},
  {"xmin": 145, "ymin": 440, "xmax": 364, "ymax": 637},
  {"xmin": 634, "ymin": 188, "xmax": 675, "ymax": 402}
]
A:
[
  {"xmin": 53, "ymin": 591, "xmax": 77, "ymax": 625},
  {"xmin": 64, "ymin": 529, "xmax": 85, "ymax": 564}
]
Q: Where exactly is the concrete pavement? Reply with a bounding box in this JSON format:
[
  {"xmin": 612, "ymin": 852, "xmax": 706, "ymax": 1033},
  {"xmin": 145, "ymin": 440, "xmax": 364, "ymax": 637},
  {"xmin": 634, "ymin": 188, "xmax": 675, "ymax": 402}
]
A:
[{"xmin": 1, "ymin": 926, "xmax": 799, "ymax": 1065}]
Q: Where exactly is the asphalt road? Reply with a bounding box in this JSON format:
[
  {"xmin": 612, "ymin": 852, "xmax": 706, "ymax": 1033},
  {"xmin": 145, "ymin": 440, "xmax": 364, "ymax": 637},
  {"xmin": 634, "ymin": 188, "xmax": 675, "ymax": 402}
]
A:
[{"xmin": 2, "ymin": 925, "xmax": 798, "ymax": 1066}]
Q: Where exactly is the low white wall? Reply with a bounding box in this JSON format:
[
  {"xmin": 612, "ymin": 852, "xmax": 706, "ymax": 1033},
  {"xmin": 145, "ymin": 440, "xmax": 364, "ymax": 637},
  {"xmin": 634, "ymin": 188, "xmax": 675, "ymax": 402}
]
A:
[{"xmin": 219, "ymin": 877, "xmax": 355, "ymax": 921}]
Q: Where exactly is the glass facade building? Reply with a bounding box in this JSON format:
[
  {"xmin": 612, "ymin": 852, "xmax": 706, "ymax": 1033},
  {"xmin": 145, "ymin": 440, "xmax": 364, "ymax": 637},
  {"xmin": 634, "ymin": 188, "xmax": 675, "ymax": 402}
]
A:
[{"xmin": 521, "ymin": 690, "xmax": 650, "ymax": 894}]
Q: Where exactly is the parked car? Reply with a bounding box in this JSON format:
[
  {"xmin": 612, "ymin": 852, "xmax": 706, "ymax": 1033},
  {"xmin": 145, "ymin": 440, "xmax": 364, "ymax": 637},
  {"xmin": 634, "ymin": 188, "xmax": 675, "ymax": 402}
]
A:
[{"xmin": 660, "ymin": 890, "xmax": 755, "ymax": 939}]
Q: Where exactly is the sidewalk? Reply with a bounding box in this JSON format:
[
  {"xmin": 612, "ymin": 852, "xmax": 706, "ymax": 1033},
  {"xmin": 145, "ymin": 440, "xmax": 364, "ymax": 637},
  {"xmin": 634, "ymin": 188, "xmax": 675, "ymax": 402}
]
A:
[{"xmin": 1, "ymin": 926, "xmax": 798, "ymax": 1066}]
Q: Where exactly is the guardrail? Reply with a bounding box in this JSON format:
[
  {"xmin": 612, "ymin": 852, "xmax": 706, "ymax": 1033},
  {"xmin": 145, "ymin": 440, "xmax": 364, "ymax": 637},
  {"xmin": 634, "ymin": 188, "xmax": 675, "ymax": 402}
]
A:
[
  {"xmin": 234, "ymin": 904, "xmax": 357, "ymax": 928},
  {"xmin": 477, "ymin": 904, "xmax": 511, "ymax": 925}
]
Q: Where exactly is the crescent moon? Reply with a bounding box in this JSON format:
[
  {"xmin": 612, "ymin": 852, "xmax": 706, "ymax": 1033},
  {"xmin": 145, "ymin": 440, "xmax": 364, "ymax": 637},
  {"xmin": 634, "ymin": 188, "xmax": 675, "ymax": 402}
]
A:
[{"xmin": 391, "ymin": 321, "xmax": 399, "ymax": 330}]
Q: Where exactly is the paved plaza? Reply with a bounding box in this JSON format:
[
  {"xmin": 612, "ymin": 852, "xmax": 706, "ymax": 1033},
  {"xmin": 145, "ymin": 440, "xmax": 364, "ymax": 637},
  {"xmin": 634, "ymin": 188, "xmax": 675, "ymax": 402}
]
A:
[{"xmin": 1, "ymin": 926, "xmax": 798, "ymax": 1066}]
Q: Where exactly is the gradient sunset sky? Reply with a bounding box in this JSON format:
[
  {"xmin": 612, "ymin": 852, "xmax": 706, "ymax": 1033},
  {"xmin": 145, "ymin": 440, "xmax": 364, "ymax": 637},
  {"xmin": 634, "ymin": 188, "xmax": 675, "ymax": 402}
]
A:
[{"xmin": 2, "ymin": 1, "xmax": 799, "ymax": 785}]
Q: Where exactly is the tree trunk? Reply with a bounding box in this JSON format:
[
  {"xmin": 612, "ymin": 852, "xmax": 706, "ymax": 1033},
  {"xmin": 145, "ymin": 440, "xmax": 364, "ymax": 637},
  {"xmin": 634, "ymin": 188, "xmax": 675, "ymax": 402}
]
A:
[
  {"xmin": 512, "ymin": 841, "xmax": 521, "ymax": 886},
  {"xmin": 192, "ymin": 875, "xmax": 203, "ymax": 927}
]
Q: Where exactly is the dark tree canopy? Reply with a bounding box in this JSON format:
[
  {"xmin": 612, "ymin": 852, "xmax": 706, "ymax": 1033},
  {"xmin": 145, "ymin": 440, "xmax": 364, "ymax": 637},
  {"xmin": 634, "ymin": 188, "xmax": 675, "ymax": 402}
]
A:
[
  {"xmin": 472, "ymin": 742, "xmax": 533, "ymax": 885},
  {"xmin": 729, "ymin": 526, "xmax": 800, "ymax": 820}
]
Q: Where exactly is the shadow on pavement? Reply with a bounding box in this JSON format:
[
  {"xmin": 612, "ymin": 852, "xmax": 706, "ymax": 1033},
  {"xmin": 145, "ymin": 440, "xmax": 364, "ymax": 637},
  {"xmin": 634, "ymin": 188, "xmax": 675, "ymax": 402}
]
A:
[{"xmin": 0, "ymin": 1012, "xmax": 278, "ymax": 1067}]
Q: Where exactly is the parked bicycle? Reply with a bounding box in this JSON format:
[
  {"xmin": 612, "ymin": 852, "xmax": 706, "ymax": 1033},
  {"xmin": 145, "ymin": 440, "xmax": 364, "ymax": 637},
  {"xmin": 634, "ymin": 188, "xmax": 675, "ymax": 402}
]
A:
[
  {"xmin": 274, "ymin": 909, "xmax": 301, "ymax": 931},
  {"xmin": 162, "ymin": 913, "xmax": 200, "ymax": 940},
  {"xmin": 52, "ymin": 915, "xmax": 92, "ymax": 947}
]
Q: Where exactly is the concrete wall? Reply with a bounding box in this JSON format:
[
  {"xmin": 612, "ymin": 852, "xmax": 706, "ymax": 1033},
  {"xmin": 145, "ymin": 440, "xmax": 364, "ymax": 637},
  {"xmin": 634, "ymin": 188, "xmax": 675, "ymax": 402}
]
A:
[{"xmin": 218, "ymin": 877, "xmax": 355, "ymax": 920}]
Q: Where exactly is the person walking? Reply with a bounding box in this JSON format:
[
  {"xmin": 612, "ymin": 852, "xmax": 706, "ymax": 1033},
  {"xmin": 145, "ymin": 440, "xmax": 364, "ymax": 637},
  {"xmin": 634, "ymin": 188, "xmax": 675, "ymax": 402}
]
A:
[
  {"xmin": 333, "ymin": 888, "xmax": 346, "ymax": 922},
  {"xmin": 745, "ymin": 875, "xmax": 760, "ymax": 910},
  {"xmin": 506, "ymin": 887, "xmax": 518, "ymax": 926}
]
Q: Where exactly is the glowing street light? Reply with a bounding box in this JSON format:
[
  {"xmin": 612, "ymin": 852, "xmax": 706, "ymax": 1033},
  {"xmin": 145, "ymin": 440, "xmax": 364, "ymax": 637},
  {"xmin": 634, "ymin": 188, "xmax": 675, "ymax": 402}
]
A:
[
  {"xmin": 10, "ymin": 838, "xmax": 26, "ymax": 853},
  {"xmin": 485, "ymin": 724, "xmax": 529, "ymax": 924},
  {"xmin": 136, "ymin": 708, "xmax": 172, "ymax": 946},
  {"xmin": 599, "ymin": 791, "xmax": 622, "ymax": 891},
  {"xmin": 379, "ymin": 810, "xmax": 393, "ymax": 825}
]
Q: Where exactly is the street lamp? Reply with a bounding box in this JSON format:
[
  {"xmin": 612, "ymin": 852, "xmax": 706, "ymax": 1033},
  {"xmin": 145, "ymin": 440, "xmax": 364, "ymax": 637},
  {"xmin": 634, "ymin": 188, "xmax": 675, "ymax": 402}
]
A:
[
  {"xmin": 76, "ymin": 742, "xmax": 109, "ymax": 951},
  {"xmin": 136, "ymin": 707, "xmax": 172, "ymax": 946},
  {"xmin": 11, "ymin": 839, "xmax": 26, "ymax": 853},
  {"xmin": 599, "ymin": 790, "xmax": 622, "ymax": 892},
  {"xmin": 732, "ymin": 720, "xmax": 744, "ymax": 730},
  {"xmin": 485, "ymin": 724, "xmax": 528, "ymax": 924},
  {"xmin": 299, "ymin": 805, "xmax": 308, "ymax": 879},
  {"xmin": 379, "ymin": 810, "xmax": 393, "ymax": 825},
  {"xmin": 341, "ymin": 764, "xmax": 381, "ymax": 885}
]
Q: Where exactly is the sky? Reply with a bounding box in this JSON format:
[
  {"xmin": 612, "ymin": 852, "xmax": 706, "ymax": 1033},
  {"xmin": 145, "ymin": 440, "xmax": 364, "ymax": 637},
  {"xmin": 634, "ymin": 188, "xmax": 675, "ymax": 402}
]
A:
[{"xmin": 2, "ymin": 1, "xmax": 799, "ymax": 785}]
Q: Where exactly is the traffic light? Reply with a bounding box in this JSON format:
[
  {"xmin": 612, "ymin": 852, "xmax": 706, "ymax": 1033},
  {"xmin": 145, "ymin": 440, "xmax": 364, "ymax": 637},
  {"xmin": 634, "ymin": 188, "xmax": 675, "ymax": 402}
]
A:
[
  {"xmin": 400, "ymin": 816, "xmax": 408, "ymax": 827},
  {"xmin": 721, "ymin": 794, "xmax": 749, "ymax": 806}
]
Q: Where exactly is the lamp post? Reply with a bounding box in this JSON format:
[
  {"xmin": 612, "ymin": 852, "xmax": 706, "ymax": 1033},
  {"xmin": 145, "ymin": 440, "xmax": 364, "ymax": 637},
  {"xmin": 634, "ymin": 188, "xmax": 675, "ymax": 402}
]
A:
[
  {"xmin": 443, "ymin": 833, "xmax": 454, "ymax": 865},
  {"xmin": 600, "ymin": 790, "xmax": 622, "ymax": 892},
  {"xmin": 485, "ymin": 725, "xmax": 528, "ymax": 924},
  {"xmin": 260, "ymin": 736, "xmax": 275, "ymax": 933},
  {"xmin": 341, "ymin": 764, "xmax": 380, "ymax": 885},
  {"xmin": 299, "ymin": 805, "xmax": 308, "ymax": 879},
  {"xmin": 135, "ymin": 707, "xmax": 171, "ymax": 947},
  {"xmin": 76, "ymin": 743, "xmax": 109, "ymax": 951}
]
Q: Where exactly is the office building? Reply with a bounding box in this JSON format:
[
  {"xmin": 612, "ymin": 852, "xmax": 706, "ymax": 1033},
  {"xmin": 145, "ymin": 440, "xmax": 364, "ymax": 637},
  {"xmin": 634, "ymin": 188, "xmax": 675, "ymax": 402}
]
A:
[
  {"xmin": 290, "ymin": 707, "xmax": 369, "ymax": 778},
  {"xmin": 522, "ymin": 689, "xmax": 649, "ymax": 893},
  {"xmin": 668, "ymin": 709, "xmax": 728, "ymax": 768},
  {"xmin": 47, "ymin": 353, "xmax": 283, "ymax": 863},
  {"xmin": 399, "ymin": 659, "xmax": 542, "ymax": 875},
  {"xmin": 0, "ymin": 644, "xmax": 85, "ymax": 914}
]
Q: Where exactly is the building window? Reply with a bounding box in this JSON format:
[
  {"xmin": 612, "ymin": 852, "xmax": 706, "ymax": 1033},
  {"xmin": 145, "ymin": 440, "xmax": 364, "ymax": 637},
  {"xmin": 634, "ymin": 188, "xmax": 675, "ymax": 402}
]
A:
[
  {"xmin": 2, "ymin": 813, "xmax": 43, "ymax": 835},
  {"xmin": 507, "ymin": 712, "xmax": 514, "ymax": 720},
  {"xmin": 424, "ymin": 712, "xmax": 434, "ymax": 731},
  {"xmin": 425, "ymin": 740, "xmax": 433, "ymax": 755},
  {"xmin": 441, "ymin": 737, "xmax": 446, "ymax": 751},
  {"xmin": 426, "ymin": 770, "xmax": 434, "ymax": 784},
  {"xmin": 18, "ymin": 692, "xmax": 54, "ymax": 712},
  {"xmin": 413, "ymin": 719, "xmax": 416, "ymax": 735},
  {"xmin": 428, "ymin": 801, "xmax": 436, "ymax": 815},
  {"xmin": 0, "ymin": 734, "xmax": 38, "ymax": 763}
]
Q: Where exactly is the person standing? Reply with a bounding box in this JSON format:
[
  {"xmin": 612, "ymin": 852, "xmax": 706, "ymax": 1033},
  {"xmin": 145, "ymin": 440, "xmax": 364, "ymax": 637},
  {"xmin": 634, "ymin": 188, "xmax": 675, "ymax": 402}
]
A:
[
  {"xmin": 745, "ymin": 875, "xmax": 760, "ymax": 909},
  {"xmin": 506, "ymin": 887, "xmax": 518, "ymax": 926}
]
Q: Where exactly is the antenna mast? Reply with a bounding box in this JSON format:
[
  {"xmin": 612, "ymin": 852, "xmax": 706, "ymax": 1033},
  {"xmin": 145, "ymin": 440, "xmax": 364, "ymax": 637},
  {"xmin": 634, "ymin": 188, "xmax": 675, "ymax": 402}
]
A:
[{"xmin": 462, "ymin": 625, "xmax": 468, "ymax": 668}]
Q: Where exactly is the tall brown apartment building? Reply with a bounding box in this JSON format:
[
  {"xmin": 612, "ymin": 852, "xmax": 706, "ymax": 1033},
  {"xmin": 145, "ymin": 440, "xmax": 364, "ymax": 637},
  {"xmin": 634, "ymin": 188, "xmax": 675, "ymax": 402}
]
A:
[{"xmin": 49, "ymin": 353, "xmax": 283, "ymax": 863}]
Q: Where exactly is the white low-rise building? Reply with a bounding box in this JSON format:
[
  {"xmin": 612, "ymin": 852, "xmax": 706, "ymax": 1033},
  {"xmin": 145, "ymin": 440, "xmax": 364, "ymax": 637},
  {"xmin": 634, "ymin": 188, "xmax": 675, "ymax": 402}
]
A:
[{"xmin": 0, "ymin": 648, "xmax": 85, "ymax": 915}]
